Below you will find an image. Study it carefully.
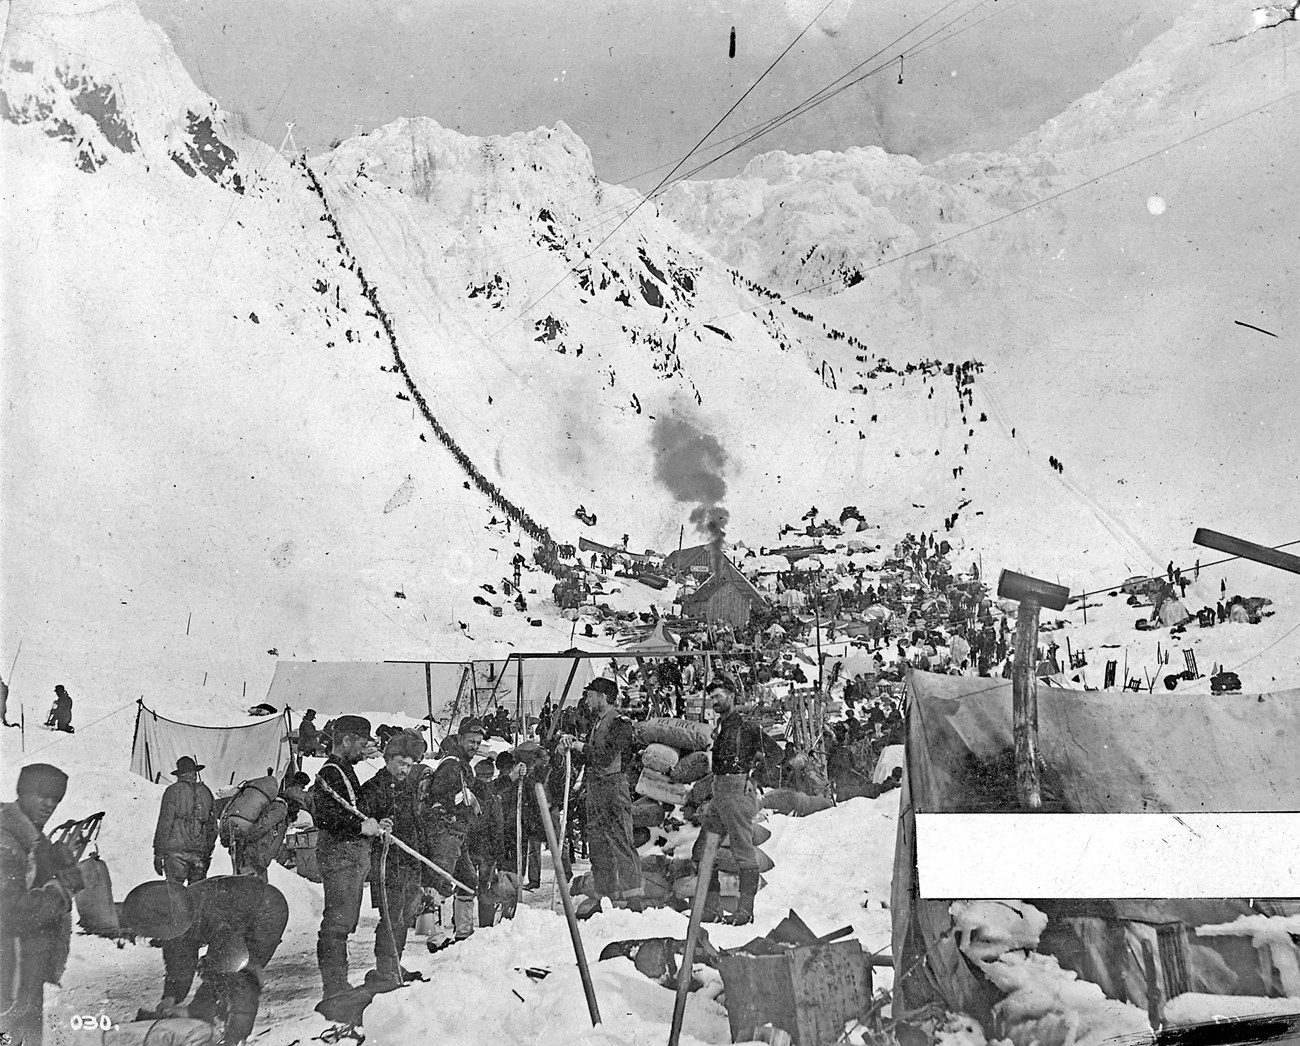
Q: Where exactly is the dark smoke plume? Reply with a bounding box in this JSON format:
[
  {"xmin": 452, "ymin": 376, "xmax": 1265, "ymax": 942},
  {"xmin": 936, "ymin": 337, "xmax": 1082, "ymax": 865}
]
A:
[{"xmin": 653, "ymin": 416, "xmax": 730, "ymax": 541}]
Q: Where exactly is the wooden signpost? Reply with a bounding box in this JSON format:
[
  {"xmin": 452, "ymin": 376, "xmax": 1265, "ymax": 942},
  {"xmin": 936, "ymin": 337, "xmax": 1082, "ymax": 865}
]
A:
[{"xmin": 996, "ymin": 570, "xmax": 1070, "ymax": 809}]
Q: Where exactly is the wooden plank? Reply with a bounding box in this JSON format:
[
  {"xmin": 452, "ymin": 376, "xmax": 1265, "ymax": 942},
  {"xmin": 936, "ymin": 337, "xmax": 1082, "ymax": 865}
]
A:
[
  {"xmin": 789, "ymin": 941, "xmax": 871, "ymax": 1046},
  {"xmin": 1193, "ymin": 529, "xmax": 1300, "ymax": 576}
]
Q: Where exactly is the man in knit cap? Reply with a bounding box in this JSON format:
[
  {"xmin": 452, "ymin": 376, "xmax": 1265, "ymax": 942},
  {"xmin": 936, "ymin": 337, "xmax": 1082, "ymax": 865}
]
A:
[
  {"xmin": 311, "ymin": 715, "xmax": 389, "ymax": 1007},
  {"xmin": 1, "ymin": 763, "xmax": 84, "ymax": 1045},
  {"xmin": 358, "ymin": 730, "xmax": 427, "ymax": 991}
]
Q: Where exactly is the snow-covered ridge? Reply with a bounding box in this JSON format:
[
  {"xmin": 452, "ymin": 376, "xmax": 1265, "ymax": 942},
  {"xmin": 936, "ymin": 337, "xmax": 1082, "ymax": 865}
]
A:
[{"xmin": 1, "ymin": 0, "xmax": 251, "ymax": 187}]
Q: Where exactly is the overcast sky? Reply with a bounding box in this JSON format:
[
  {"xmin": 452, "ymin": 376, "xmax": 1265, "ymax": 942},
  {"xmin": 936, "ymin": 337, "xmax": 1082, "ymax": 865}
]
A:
[{"xmin": 139, "ymin": 0, "xmax": 1184, "ymax": 194}]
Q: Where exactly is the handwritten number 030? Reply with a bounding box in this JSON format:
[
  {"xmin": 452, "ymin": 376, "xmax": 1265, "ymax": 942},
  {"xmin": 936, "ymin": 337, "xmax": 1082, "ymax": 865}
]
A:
[{"xmin": 69, "ymin": 1015, "xmax": 112, "ymax": 1030}]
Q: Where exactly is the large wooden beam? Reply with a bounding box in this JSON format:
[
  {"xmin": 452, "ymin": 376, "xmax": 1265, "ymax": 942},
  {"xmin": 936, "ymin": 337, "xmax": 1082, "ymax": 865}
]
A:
[
  {"xmin": 1011, "ymin": 602, "xmax": 1042, "ymax": 809},
  {"xmin": 997, "ymin": 570, "xmax": 1057, "ymax": 810},
  {"xmin": 1192, "ymin": 529, "xmax": 1300, "ymax": 576}
]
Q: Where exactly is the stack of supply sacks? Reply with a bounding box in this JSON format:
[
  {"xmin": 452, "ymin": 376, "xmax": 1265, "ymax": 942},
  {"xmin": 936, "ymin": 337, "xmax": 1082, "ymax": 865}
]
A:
[{"xmin": 628, "ymin": 717, "xmax": 775, "ymax": 907}]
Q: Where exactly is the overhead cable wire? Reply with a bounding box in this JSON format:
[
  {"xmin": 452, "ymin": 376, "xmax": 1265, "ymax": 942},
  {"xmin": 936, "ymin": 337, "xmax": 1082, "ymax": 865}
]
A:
[
  {"xmin": 492, "ymin": 0, "xmax": 842, "ymax": 338},
  {"xmin": 702, "ymin": 86, "xmax": 1300, "ymax": 325}
]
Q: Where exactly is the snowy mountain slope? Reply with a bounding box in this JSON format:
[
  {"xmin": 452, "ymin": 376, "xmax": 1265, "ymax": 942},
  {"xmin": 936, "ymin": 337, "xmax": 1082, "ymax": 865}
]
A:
[
  {"xmin": 659, "ymin": 0, "xmax": 1300, "ymax": 610},
  {"xmin": 0, "ymin": 0, "xmax": 585, "ymax": 732},
  {"xmin": 312, "ymin": 119, "xmax": 872, "ymax": 550}
]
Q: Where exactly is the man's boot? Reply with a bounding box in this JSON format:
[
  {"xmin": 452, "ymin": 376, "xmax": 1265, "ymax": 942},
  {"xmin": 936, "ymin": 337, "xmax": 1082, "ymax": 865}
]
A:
[
  {"xmin": 318, "ymin": 938, "xmax": 352, "ymax": 1000},
  {"xmin": 724, "ymin": 870, "xmax": 760, "ymax": 926},
  {"xmin": 365, "ymin": 953, "xmax": 403, "ymax": 993},
  {"xmin": 453, "ymin": 896, "xmax": 476, "ymax": 941},
  {"xmin": 698, "ymin": 871, "xmax": 725, "ymax": 923}
]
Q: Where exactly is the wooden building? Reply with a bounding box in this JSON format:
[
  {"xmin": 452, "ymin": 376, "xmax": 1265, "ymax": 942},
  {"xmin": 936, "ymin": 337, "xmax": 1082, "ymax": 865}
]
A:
[
  {"xmin": 682, "ymin": 558, "xmax": 767, "ymax": 630},
  {"xmin": 663, "ymin": 543, "xmax": 715, "ymax": 579}
]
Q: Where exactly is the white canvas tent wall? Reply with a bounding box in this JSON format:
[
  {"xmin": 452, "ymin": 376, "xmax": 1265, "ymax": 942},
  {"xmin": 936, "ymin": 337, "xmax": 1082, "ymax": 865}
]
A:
[
  {"xmin": 265, "ymin": 660, "xmax": 460, "ymax": 721},
  {"xmin": 130, "ymin": 702, "xmax": 290, "ymax": 788},
  {"xmin": 265, "ymin": 658, "xmax": 599, "ymax": 727}
]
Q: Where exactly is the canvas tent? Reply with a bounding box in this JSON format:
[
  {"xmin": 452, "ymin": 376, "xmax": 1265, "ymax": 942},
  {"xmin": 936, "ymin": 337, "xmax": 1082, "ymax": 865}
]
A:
[
  {"xmin": 892, "ymin": 670, "xmax": 1300, "ymax": 1025},
  {"xmin": 265, "ymin": 657, "xmax": 604, "ymax": 726},
  {"xmin": 265, "ymin": 660, "xmax": 470, "ymax": 721},
  {"xmin": 130, "ymin": 702, "xmax": 290, "ymax": 788}
]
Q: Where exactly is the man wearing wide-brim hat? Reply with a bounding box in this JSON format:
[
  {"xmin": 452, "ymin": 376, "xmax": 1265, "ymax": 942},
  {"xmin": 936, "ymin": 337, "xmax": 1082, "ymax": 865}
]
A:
[{"xmin": 153, "ymin": 756, "xmax": 218, "ymax": 886}]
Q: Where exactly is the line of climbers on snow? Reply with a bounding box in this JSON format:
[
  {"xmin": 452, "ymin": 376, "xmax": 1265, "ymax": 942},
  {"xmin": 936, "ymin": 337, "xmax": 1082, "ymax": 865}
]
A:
[{"xmin": 294, "ymin": 158, "xmax": 561, "ymax": 569}]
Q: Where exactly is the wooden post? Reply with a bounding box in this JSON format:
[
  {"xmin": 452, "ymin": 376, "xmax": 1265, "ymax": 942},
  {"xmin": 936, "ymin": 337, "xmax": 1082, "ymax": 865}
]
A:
[
  {"xmin": 669, "ymin": 832, "xmax": 721, "ymax": 1046},
  {"xmin": 535, "ymin": 782, "xmax": 601, "ymax": 1026},
  {"xmin": 1012, "ymin": 601, "xmax": 1042, "ymax": 809},
  {"xmin": 997, "ymin": 571, "xmax": 1069, "ymax": 812},
  {"xmin": 425, "ymin": 662, "xmax": 435, "ymax": 754},
  {"xmin": 558, "ymin": 748, "xmax": 573, "ymax": 869},
  {"xmin": 515, "ymin": 657, "xmax": 525, "ymax": 746},
  {"xmin": 515, "ymin": 776, "xmax": 525, "ymax": 907}
]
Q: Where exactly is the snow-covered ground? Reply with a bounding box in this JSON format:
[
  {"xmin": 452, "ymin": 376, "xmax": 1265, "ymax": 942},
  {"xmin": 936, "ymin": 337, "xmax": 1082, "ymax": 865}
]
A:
[{"xmin": 2, "ymin": 0, "xmax": 1298, "ymax": 1041}]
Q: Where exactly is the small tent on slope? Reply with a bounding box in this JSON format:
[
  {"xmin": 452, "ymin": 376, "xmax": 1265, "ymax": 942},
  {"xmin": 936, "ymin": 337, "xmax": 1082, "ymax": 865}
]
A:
[{"xmin": 891, "ymin": 670, "xmax": 1300, "ymax": 1028}]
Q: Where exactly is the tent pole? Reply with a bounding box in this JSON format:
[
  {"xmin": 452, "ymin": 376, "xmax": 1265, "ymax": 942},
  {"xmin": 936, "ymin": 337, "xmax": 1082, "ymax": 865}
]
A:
[
  {"xmin": 546, "ymin": 657, "xmax": 583, "ymax": 743},
  {"xmin": 516, "ymin": 658, "xmax": 524, "ymax": 746},
  {"xmin": 426, "ymin": 663, "xmax": 436, "ymax": 751},
  {"xmin": 469, "ymin": 662, "xmax": 480, "ymax": 716}
]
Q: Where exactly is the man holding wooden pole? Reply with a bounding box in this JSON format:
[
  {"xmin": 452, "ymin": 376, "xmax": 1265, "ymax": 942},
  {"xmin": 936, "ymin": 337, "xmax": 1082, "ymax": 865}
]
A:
[{"xmin": 557, "ymin": 678, "xmax": 644, "ymax": 910}]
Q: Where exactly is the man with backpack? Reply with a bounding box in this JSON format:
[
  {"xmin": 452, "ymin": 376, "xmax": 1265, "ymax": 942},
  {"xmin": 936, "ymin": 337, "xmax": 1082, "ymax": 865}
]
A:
[
  {"xmin": 154, "ymin": 757, "xmax": 218, "ymax": 885},
  {"xmin": 420, "ymin": 718, "xmax": 485, "ymax": 947},
  {"xmin": 219, "ymin": 780, "xmax": 290, "ymax": 882},
  {"xmin": 358, "ymin": 731, "xmax": 426, "ymax": 991}
]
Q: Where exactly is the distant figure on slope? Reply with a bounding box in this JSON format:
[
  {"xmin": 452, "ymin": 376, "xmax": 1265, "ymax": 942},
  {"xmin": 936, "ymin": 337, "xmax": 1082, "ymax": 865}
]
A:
[{"xmin": 47, "ymin": 685, "xmax": 74, "ymax": 733}]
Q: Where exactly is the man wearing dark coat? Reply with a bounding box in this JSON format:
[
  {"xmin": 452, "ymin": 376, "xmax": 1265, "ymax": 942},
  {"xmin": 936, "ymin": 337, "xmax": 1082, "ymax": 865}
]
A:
[
  {"xmin": 559, "ymin": 678, "xmax": 643, "ymax": 908},
  {"xmin": 1, "ymin": 763, "xmax": 83, "ymax": 1046},
  {"xmin": 358, "ymin": 730, "xmax": 426, "ymax": 990},
  {"xmin": 137, "ymin": 876, "xmax": 288, "ymax": 1046},
  {"xmin": 311, "ymin": 715, "xmax": 388, "ymax": 1003},
  {"xmin": 154, "ymin": 756, "xmax": 218, "ymax": 885},
  {"xmin": 465, "ymin": 758, "xmax": 505, "ymax": 928},
  {"xmin": 420, "ymin": 718, "xmax": 484, "ymax": 945},
  {"xmin": 696, "ymin": 677, "xmax": 767, "ymax": 925}
]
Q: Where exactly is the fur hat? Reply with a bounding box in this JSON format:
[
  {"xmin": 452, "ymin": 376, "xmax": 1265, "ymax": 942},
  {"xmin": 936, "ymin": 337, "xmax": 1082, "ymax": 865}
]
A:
[{"xmin": 16, "ymin": 763, "xmax": 68, "ymax": 798}]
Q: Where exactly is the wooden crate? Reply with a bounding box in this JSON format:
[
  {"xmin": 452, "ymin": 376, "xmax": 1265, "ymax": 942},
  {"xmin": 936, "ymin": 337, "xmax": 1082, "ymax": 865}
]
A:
[{"xmin": 717, "ymin": 939, "xmax": 872, "ymax": 1045}]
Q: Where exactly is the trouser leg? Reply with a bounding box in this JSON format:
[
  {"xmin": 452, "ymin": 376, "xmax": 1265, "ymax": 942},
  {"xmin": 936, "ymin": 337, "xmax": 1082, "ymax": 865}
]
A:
[
  {"xmin": 526, "ymin": 837, "xmax": 542, "ymax": 888},
  {"xmin": 474, "ymin": 855, "xmax": 497, "ymax": 927},
  {"xmin": 593, "ymin": 775, "xmax": 642, "ymax": 898},
  {"xmin": 316, "ymin": 838, "xmax": 368, "ymax": 997}
]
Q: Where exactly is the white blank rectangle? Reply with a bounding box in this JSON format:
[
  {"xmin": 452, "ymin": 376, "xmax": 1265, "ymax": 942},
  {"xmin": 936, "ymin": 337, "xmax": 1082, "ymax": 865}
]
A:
[{"xmin": 916, "ymin": 813, "xmax": 1300, "ymax": 897}]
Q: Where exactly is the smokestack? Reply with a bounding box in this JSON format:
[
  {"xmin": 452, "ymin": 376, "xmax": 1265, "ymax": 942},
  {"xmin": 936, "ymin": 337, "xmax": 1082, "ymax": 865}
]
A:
[{"xmin": 709, "ymin": 520, "xmax": 725, "ymax": 578}]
